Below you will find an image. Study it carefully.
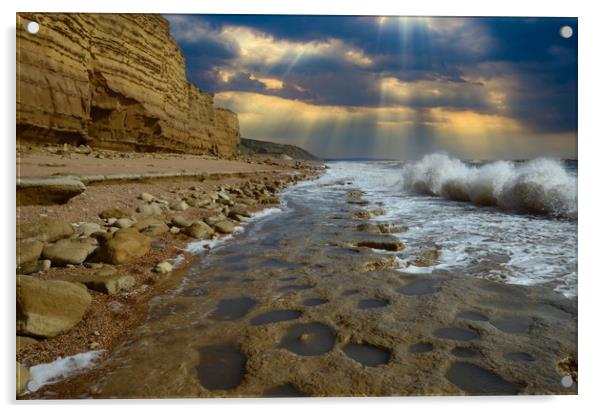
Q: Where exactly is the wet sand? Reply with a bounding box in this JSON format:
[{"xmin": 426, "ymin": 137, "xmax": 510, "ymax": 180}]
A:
[{"xmin": 24, "ymin": 174, "xmax": 577, "ymax": 398}]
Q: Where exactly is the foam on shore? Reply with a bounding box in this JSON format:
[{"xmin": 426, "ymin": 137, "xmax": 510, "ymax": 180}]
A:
[{"xmin": 27, "ymin": 350, "xmax": 105, "ymax": 393}]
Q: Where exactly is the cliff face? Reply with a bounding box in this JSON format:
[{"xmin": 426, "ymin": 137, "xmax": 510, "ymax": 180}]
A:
[{"xmin": 16, "ymin": 13, "xmax": 240, "ymax": 157}]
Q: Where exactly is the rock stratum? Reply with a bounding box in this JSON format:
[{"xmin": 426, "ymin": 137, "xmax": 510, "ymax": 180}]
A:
[{"xmin": 16, "ymin": 13, "xmax": 240, "ymax": 157}]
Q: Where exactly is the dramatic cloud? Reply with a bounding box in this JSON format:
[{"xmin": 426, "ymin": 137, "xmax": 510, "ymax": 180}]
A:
[{"xmin": 166, "ymin": 14, "xmax": 577, "ymax": 159}]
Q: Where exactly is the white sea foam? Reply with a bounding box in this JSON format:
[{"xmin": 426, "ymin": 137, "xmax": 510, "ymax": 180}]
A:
[
  {"xmin": 26, "ymin": 350, "xmax": 105, "ymax": 393},
  {"xmin": 401, "ymin": 153, "xmax": 577, "ymax": 218},
  {"xmin": 185, "ymin": 206, "xmax": 284, "ymax": 254}
]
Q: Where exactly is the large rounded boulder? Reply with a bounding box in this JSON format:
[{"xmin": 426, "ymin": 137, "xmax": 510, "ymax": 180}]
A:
[{"xmin": 17, "ymin": 275, "xmax": 92, "ymax": 338}]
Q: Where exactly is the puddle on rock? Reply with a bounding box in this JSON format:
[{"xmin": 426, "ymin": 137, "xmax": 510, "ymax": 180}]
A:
[
  {"xmin": 451, "ymin": 347, "xmax": 478, "ymax": 358},
  {"xmin": 214, "ymin": 275, "xmax": 235, "ymax": 283},
  {"xmin": 503, "ymin": 352, "xmax": 535, "ymax": 362},
  {"xmin": 197, "ymin": 344, "xmax": 247, "ymax": 390},
  {"xmin": 445, "ymin": 362, "xmax": 524, "ymax": 395},
  {"xmin": 342, "ymin": 343, "xmax": 390, "ymax": 367},
  {"xmin": 341, "ymin": 289, "xmax": 360, "ymax": 296},
  {"xmin": 409, "ymin": 342, "xmax": 433, "ymax": 353},
  {"xmin": 279, "ymin": 284, "xmax": 313, "ymax": 291},
  {"xmin": 492, "ymin": 317, "xmax": 531, "ymax": 334},
  {"xmin": 280, "ymin": 322, "xmax": 336, "ymax": 356},
  {"xmin": 250, "ymin": 310, "xmax": 302, "ymax": 326},
  {"xmin": 279, "ymin": 276, "xmax": 298, "ymax": 282},
  {"xmin": 303, "ymin": 298, "xmax": 328, "ymax": 307},
  {"xmin": 397, "ymin": 279, "xmax": 441, "ymax": 296},
  {"xmin": 263, "ymin": 383, "xmax": 307, "ymax": 397},
  {"xmin": 457, "ymin": 311, "xmax": 489, "ymax": 322},
  {"xmin": 433, "ymin": 327, "xmax": 479, "ymax": 341},
  {"xmin": 358, "ymin": 298, "xmax": 389, "ymax": 309},
  {"xmin": 210, "ymin": 297, "xmax": 257, "ymax": 321}
]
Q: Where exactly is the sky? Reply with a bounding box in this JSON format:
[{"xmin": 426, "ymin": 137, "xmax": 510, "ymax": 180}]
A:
[{"xmin": 166, "ymin": 15, "xmax": 577, "ymax": 160}]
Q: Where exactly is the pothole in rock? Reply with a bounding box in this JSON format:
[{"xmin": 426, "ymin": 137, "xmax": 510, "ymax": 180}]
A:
[
  {"xmin": 491, "ymin": 317, "xmax": 531, "ymax": 334},
  {"xmin": 278, "ymin": 284, "xmax": 314, "ymax": 292},
  {"xmin": 239, "ymin": 277, "xmax": 256, "ymax": 283},
  {"xmin": 210, "ymin": 297, "xmax": 257, "ymax": 321},
  {"xmin": 503, "ymin": 352, "xmax": 535, "ymax": 362},
  {"xmin": 197, "ymin": 344, "xmax": 247, "ymax": 390},
  {"xmin": 409, "ymin": 342, "xmax": 434, "ymax": 353},
  {"xmin": 263, "ymin": 383, "xmax": 307, "ymax": 397},
  {"xmin": 251, "ymin": 310, "xmax": 302, "ymax": 326},
  {"xmin": 445, "ymin": 362, "xmax": 524, "ymax": 395},
  {"xmin": 397, "ymin": 279, "xmax": 441, "ymax": 296},
  {"xmin": 279, "ymin": 276, "xmax": 298, "ymax": 282},
  {"xmin": 303, "ymin": 298, "xmax": 329, "ymax": 307},
  {"xmin": 457, "ymin": 311, "xmax": 489, "ymax": 322},
  {"xmin": 280, "ymin": 322, "xmax": 336, "ymax": 356},
  {"xmin": 358, "ymin": 298, "xmax": 389, "ymax": 309},
  {"xmin": 180, "ymin": 287, "xmax": 208, "ymax": 297},
  {"xmin": 451, "ymin": 347, "xmax": 478, "ymax": 358},
  {"xmin": 433, "ymin": 327, "xmax": 479, "ymax": 341},
  {"xmin": 341, "ymin": 289, "xmax": 361, "ymax": 296},
  {"xmin": 342, "ymin": 343, "xmax": 391, "ymax": 367}
]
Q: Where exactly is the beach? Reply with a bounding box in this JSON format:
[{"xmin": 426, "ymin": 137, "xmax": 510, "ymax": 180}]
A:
[{"xmin": 17, "ymin": 152, "xmax": 577, "ymax": 398}]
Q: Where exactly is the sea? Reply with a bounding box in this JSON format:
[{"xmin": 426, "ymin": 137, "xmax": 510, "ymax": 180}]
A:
[{"xmin": 316, "ymin": 154, "xmax": 578, "ymax": 297}]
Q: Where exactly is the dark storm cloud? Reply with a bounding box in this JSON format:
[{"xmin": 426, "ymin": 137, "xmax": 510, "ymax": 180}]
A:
[{"xmin": 165, "ymin": 14, "xmax": 577, "ymax": 135}]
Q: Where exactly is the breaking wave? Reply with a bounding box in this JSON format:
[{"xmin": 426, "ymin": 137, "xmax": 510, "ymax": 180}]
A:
[{"xmin": 401, "ymin": 153, "xmax": 577, "ymax": 219}]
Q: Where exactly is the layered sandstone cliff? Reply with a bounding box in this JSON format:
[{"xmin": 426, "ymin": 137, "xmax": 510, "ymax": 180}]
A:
[{"xmin": 16, "ymin": 13, "xmax": 239, "ymax": 157}]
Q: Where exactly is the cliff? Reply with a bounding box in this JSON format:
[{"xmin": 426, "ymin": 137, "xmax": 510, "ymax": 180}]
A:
[
  {"xmin": 16, "ymin": 13, "xmax": 240, "ymax": 157},
  {"xmin": 239, "ymin": 138, "xmax": 320, "ymax": 160}
]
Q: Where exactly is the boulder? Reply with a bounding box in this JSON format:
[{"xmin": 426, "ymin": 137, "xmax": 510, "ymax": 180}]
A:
[
  {"xmin": 114, "ymin": 218, "xmax": 135, "ymax": 229},
  {"xmin": 213, "ymin": 220, "xmax": 236, "ymax": 234},
  {"xmin": 17, "ymin": 335, "xmax": 39, "ymax": 353},
  {"xmin": 56, "ymin": 273, "xmax": 135, "ymax": 295},
  {"xmin": 42, "ymin": 237, "xmax": 98, "ymax": 266},
  {"xmin": 93, "ymin": 228, "xmax": 151, "ymax": 265},
  {"xmin": 77, "ymin": 222, "xmax": 102, "ymax": 236},
  {"xmin": 17, "ymin": 218, "xmax": 74, "ymax": 242},
  {"xmin": 137, "ymin": 203, "xmax": 164, "ymax": 215},
  {"xmin": 229, "ymin": 204, "xmax": 251, "ymax": 217},
  {"xmin": 17, "ymin": 176, "xmax": 85, "ymax": 206},
  {"xmin": 141, "ymin": 222, "xmax": 169, "ymax": 237},
  {"xmin": 357, "ymin": 239, "xmax": 405, "ymax": 252},
  {"xmin": 17, "ymin": 275, "xmax": 92, "ymax": 338},
  {"xmin": 205, "ymin": 214, "xmax": 227, "ymax": 226},
  {"xmin": 170, "ymin": 200, "xmax": 189, "ymax": 211},
  {"xmin": 99, "ymin": 208, "xmax": 132, "ymax": 219},
  {"xmin": 17, "ymin": 239, "xmax": 44, "ymax": 266},
  {"xmin": 90, "ymin": 230, "xmax": 113, "ymax": 245},
  {"xmin": 17, "ymin": 362, "xmax": 30, "ymax": 396},
  {"xmin": 171, "ymin": 215, "xmax": 193, "ymax": 228},
  {"xmin": 183, "ymin": 221, "xmax": 215, "ymax": 239}
]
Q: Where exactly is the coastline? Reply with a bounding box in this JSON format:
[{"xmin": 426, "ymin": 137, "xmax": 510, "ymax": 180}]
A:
[
  {"xmin": 17, "ymin": 158, "xmax": 577, "ymax": 398},
  {"xmin": 16, "ymin": 144, "xmax": 324, "ymax": 396}
]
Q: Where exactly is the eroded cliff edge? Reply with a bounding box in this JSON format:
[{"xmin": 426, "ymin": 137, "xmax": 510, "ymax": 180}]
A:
[{"xmin": 16, "ymin": 13, "xmax": 240, "ymax": 157}]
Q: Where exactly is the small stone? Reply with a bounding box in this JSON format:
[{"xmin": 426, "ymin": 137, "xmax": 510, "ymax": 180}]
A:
[
  {"xmin": 114, "ymin": 218, "xmax": 135, "ymax": 229},
  {"xmin": 169, "ymin": 226, "xmax": 180, "ymax": 234},
  {"xmin": 213, "ymin": 220, "xmax": 236, "ymax": 234},
  {"xmin": 155, "ymin": 261, "xmax": 173, "ymax": 274},
  {"xmin": 93, "ymin": 330, "xmax": 100, "ymax": 336},
  {"xmin": 139, "ymin": 192, "xmax": 155, "ymax": 202},
  {"xmin": 299, "ymin": 333, "xmax": 310, "ymax": 342},
  {"xmin": 106, "ymin": 218, "xmax": 117, "ymax": 225},
  {"xmin": 170, "ymin": 200, "xmax": 189, "ymax": 211},
  {"xmin": 90, "ymin": 341, "xmax": 101, "ymax": 350}
]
